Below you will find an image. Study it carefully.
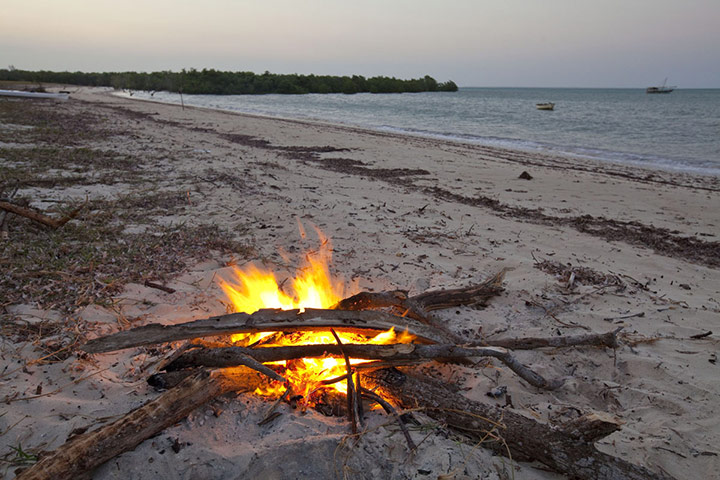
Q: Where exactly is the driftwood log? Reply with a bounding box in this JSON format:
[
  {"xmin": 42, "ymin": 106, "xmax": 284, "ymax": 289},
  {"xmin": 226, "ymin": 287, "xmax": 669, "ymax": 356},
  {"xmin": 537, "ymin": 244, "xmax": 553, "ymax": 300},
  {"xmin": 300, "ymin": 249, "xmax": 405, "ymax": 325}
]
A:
[
  {"xmin": 16, "ymin": 368, "xmax": 264, "ymax": 480},
  {"xmin": 82, "ymin": 274, "xmax": 508, "ymax": 354},
  {"xmin": 334, "ymin": 270, "xmax": 506, "ymax": 313},
  {"xmin": 164, "ymin": 343, "xmax": 564, "ymax": 390},
  {"xmin": 334, "ymin": 270, "xmax": 507, "ymax": 341},
  {"xmin": 81, "ymin": 309, "xmax": 453, "ymax": 354},
  {"xmin": 363, "ymin": 368, "xmax": 673, "ymax": 480}
]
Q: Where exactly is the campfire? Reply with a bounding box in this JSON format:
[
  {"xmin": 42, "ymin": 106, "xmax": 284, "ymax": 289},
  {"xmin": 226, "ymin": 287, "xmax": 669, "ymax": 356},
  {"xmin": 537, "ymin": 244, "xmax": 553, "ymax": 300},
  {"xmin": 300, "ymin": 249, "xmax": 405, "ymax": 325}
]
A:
[
  {"xmin": 216, "ymin": 232, "xmax": 415, "ymax": 406},
  {"xmin": 16, "ymin": 232, "xmax": 668, "ymax": 480}
]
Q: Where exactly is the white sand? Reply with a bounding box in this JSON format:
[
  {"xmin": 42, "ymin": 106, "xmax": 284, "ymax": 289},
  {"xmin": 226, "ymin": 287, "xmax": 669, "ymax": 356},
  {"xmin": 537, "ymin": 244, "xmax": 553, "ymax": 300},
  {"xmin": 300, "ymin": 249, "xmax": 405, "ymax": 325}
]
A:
[{"xmin": 1, "ymin": 87, "xmax": 718, "ymax": 479}]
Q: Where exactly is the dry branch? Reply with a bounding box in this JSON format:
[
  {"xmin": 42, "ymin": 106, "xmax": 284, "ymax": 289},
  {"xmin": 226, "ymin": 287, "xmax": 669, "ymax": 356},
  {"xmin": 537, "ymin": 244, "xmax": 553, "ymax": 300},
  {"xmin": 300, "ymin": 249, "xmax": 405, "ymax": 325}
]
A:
[
  {"xmin": 164, "ymin": 343, "xmax": 564, "ymax": 390},
  {"xmin": 334, "ymin": 270, "xmax": 507, "ymax": 341},
  {"xmin": 16, "ymin": 368, "xmax": 264, "ymax": 480},
  {"xmin": 363, "ymin": 368, "xmax": 673, "ymax": 480},
  {"xmin": 360, "ymin": 387, "xmax": 416, "ymax": 451},
  {"xmin": 81, "ymin": 308, "xmax": 452, "ymax": 354},
  {"xmin": 0, "ymin": 199, "xmax": 85, "ymax": 229},
  {"xmin": 334, "ymin": 270, "xmax": 506, "ymax": 313},
  {"xmin": 482, "ymin": 327, "xmax": 622, "ymax": 350}
]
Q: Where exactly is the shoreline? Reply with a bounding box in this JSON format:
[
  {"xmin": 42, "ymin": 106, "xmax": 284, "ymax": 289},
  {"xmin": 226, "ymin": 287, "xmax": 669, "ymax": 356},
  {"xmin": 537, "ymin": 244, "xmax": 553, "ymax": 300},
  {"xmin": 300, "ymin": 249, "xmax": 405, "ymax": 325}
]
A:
[
  {"xmin": 116, "ymin": 88, "xmax": 720, "ymax": 179},
  {"xmin": 2, "ymin": 87, "xmax": 719, "ymax": 479}
]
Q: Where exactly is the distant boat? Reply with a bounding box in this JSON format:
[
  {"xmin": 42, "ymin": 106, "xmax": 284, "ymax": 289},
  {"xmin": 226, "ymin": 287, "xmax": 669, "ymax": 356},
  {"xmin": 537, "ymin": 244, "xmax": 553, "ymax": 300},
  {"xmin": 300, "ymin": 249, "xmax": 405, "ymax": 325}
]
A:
[
  {"xmin": 0, "ymin": 89, "xmax": 69, "ymax": 100},
  {"xmin": 646, "ymin": 79, "xmax": 675, "ymax": 94},
  {"xmin": 536, "ymin": 102, "xmax": 555, "ymax": 111}
]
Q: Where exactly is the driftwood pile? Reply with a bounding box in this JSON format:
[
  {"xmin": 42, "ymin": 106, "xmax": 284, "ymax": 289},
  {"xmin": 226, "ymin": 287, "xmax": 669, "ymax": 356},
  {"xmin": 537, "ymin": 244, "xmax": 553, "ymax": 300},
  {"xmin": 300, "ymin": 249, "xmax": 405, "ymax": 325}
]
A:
[{"xmin": 17, "ymin": 271, "xmax": 672, "ymax": 480}]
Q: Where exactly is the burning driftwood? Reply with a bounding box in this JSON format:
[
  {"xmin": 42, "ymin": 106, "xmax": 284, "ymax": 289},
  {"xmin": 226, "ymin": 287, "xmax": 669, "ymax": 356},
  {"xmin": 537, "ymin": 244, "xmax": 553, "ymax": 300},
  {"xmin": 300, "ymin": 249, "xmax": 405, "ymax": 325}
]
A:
[
  {"xmin": 80, "ymin": 276, "xmax": 509, "ymax": 354},
  {"xmin": 161, "ymin": 342, "xmax": 565, "ymax": 390},
  {"xmin": 20, "ymin": 272, "xmax": 667, "ymax": 480}
]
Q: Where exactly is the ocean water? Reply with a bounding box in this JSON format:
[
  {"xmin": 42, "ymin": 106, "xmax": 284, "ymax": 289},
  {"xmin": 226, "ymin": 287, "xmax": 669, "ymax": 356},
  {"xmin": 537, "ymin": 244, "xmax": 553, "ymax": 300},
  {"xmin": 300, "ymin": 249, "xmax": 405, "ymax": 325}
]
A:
[{"xmin": 125, "ymin": 88, "xmax": 720, "ymax": 176}]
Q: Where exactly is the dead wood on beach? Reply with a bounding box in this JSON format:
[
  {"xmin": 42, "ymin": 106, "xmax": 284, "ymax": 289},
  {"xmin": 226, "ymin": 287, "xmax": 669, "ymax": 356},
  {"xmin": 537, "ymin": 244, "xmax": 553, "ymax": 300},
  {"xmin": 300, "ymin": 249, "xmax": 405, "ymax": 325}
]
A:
[
  {"xmin": 333, "ymin": 270, "xmax": 507, "ymax": 341},
  {"xmin": 480, "ymin": 326, "xmax": 623, "ymax": 350},
  {"xmin": 81, "ymin": 275, "xmax": 508, "ymax": 354},
  {"xmin": 15, "ymin": 368, "xmax": 263, "ymax": 480},
  {"xmin": 163, "ymin": 342, "xmax": 564, "ymax": 390},
  {"xmin": 363, "ymin": 368, "xmax": 674, "ymax": 480},
  {"xmin": 0, "ymin": 199, "xmax": 86, "ymax": 229},
  {"xmin": 80, "ymin": 308, "xmax": 454, "ymax": 354}
]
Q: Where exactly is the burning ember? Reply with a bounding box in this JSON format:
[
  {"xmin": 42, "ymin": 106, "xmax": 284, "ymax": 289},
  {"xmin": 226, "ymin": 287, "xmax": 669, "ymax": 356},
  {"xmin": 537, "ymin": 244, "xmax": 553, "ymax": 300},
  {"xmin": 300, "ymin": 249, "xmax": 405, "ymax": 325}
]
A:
[{"xmin": 217, "ymin": 230, "xmax": 413, "ymax": 404}]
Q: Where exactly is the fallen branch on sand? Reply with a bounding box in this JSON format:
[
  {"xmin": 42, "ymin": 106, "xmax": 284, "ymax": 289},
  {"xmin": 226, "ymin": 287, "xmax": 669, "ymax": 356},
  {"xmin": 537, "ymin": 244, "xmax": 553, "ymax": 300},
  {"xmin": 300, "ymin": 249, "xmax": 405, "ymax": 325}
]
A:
[
  {"xmin": 363, "ymin": 368, "xmax": 674, "ymax": 480},
  {"xmin": 15, "ymin": 368, "xmax": 264, "ymax": 480},
  {"xmin": 0, "ymin": 198, "xmax": 86, "ymax": 229}
]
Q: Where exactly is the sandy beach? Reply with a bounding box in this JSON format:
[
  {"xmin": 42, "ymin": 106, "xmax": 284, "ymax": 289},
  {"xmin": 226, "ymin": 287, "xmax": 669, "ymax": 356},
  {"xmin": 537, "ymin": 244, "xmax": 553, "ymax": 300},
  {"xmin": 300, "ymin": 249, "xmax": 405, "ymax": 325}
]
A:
[{"xmin": 1, "ymin": 87, "xmax": 719, "ymax": 479}]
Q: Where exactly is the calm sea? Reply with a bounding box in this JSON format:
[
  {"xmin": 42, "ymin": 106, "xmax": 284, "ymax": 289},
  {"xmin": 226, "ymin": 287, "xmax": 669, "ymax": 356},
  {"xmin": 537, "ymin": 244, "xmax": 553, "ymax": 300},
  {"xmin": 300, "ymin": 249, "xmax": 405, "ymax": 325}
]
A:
[{"xmin": 126, "ymin": 88, "xmax": 720, "ymax": 176}]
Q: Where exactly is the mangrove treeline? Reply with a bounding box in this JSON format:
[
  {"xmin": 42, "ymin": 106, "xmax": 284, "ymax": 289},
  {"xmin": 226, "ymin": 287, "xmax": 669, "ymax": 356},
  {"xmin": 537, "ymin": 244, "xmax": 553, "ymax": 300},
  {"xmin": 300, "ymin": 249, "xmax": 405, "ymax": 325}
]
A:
[{"xmin": 0, "ymin": 68, "xmax": 458, "ymax": 95}]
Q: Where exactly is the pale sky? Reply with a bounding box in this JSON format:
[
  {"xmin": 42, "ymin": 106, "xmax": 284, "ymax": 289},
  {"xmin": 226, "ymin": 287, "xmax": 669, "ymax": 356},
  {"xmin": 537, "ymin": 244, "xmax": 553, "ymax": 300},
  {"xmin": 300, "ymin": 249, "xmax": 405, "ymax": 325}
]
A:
[{"xmin": 1, "ymin": 0, "xmax": 719, "ymax": 88}]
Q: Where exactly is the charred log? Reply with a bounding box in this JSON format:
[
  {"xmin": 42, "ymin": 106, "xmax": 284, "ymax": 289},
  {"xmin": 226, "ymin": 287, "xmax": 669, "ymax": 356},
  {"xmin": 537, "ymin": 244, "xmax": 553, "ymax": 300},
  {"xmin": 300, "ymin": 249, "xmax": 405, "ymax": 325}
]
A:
[
  {"xmin": 165, "ymin": 343, "xmax": 564, "ymax": 390},
  {"xmin": 362, "ymin": 368, "xmax": 672, "ymax": 480}
]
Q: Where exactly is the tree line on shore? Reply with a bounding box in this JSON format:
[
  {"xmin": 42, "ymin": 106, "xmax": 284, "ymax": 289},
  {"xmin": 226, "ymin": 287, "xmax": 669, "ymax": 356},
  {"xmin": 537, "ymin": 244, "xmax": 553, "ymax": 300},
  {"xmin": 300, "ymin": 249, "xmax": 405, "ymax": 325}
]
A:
[{"xmin": 0, "ymin": 68, "xmax": 458, "ymax": 95}]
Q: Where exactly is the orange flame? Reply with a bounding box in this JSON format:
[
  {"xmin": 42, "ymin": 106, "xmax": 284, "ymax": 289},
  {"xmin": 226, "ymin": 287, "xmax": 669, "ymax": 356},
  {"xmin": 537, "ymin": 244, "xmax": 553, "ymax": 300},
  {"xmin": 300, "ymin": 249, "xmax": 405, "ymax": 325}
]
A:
[{"xmin": 218, "ymin": 230, "xmax": 413, "ymax": 404}]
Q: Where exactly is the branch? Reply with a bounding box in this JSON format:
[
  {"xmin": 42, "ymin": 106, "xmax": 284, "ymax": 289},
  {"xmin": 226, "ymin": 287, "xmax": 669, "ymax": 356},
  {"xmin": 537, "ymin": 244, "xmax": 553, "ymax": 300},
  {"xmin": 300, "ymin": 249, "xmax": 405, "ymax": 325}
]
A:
[
  {"xmin": 81, "ymin": 308, "xmax": 452, "ymax": 354},
  {"xmin": 16, "ymin": 368, "xmax": 263, "ymax": 480},
  {"xmin": 333, "ymin": 270, "xmax": 508, "ymax": 342},
  {"xmin": 363, "ymin": 368, "xmax": 673, "ymax": 480},
  {"xmin": 164, "ymin": 343, "xmax": 564, "ymax": 390},
  {"xmin": 481, "ymin": 327, "xmax": 622, "ymax": 350},
  {"xmin": 0, "ymin": 198, "xmax": 86, "ymax": 229}
]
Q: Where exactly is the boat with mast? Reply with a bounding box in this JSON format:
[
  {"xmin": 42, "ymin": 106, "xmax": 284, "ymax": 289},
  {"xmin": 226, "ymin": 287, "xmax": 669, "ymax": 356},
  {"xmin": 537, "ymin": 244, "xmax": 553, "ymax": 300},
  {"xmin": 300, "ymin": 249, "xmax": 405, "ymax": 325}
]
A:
[{"xmin": 646, "ymin": 78, "xmax": 675, "ymax": 94}]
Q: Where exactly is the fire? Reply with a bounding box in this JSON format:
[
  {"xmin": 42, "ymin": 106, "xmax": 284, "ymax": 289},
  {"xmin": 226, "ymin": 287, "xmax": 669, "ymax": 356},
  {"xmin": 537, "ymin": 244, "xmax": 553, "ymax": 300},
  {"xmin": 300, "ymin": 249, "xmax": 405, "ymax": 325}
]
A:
[{"xmin": 218, "ymin": 230, "xmax": 413, "ymax": 405}]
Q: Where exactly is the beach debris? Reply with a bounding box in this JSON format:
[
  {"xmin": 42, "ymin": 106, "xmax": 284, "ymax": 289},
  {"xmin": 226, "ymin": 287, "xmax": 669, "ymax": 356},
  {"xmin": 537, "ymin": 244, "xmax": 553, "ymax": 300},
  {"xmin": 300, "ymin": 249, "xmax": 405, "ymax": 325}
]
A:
[
  {"xmin": 518, "ymin": 170, "xmax": 533, "ymax": 180},
  {"xmin": 365, "ymin": 369, "xmax": 672, "ymax": 480},
  {"xmin": 603, "ymin": 311, "xmax": 645, "ymax": 321},
  {"xmin": 486, "ymin": 385, "xmax": 507, "ymax": 398},
  {"xmin": 143, "ymin": 280, "xmax": 176, "ymax": 294},
  {"xmin": 0, "ymin": 197, "xmax": 86, "ymax": 229},
  {"xmin": 689, "ymin": 330, "xmax": 712, "ymax": 339}
]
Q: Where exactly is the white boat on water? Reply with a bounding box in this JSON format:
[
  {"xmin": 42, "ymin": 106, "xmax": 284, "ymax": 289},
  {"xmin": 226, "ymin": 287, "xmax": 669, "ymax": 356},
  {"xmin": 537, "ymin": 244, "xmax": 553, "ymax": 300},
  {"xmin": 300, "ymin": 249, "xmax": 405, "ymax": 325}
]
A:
[
  {"xmin": 0, "ymin": 89, "xmax": 69, "ymax": 100},
  {"xmin": 536, "ymin": 102, "xmax": 554, "ymax": 111}
]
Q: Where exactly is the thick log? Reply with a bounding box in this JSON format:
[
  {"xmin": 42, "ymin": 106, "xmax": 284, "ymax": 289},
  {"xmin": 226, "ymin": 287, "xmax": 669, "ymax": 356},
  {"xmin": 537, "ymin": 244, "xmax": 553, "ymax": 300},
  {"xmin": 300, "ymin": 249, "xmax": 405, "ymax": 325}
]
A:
[
  {"xmin": 165, "ymin": 343, "xmax": 564, "ymax": 390},
  {"xmin": 333, "ymin": 270, "xmax": 506, "ymax": 313},
  {"xmin": 334, "ymin": 270, "xmax": 507, "ymax": 342},
  {"xmin": 81, "ymin": 309, "xmax": 451, "ymax": 354},
  {"xmin": 363, "ymin": 369, "xmax": 673, "ymax": 480},
  {"xmin": 16, "ymin": 368, "xmax": 264, "ymax": 480},
  {"xmin": 482, "ymin": 327, "xmax": 622, "ymax": 350}
]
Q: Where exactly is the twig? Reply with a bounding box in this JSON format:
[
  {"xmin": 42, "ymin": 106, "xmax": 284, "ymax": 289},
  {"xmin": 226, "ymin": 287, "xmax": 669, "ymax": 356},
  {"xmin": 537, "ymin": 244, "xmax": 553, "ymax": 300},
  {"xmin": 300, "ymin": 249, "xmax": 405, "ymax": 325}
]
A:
[
  {"xmin": 0, "ymin": 183, "xmax": 19, "ymax": 239},
  {"xmin": 330, "ymin": 328, "xmax": 358, "ymax": 434},
  {"xmin": 143, "ymin": 280, "xmax": 176, "ymax": 294},
  {"xmin": 689, "ymin": 331, "xmax": 712, "ymax": 339},
  {"xmin": 603, "ymin": 312, "xmax": 645, "ymax": 321},
  {"xmin": 360, "ymin": 387, "xmax": 416, "ymax": 451},
  {"xmin": 0, "ymin": 197, "xmax": 87, "ymax": 229},
  {"xmin": 259, "ymin": 386, "xmax": 292, "ymax": 426}
]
